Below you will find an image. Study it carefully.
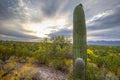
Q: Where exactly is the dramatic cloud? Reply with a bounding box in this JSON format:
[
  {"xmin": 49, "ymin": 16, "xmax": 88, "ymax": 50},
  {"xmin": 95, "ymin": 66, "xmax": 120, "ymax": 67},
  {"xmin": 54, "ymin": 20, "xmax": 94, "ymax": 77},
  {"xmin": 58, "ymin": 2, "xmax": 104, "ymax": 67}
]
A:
[
  {"xmin": 48, "ymin": 28, "xmax": 72, "ymax": 38},
  {"xmin": 0, "ymin": 0, "xmax": 120, "ymax": 41},
  {"xmin": 87, "ymin": 6, "xmax": 120, "ymax": 40}
]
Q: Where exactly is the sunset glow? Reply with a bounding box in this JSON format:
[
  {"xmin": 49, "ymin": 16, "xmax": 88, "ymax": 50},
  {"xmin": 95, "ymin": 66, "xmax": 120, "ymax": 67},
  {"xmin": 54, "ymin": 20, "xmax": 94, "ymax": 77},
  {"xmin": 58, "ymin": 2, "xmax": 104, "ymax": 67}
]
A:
[{"xmin": 0, "ymin": 0, "xmax": 120, "ymax": 42}]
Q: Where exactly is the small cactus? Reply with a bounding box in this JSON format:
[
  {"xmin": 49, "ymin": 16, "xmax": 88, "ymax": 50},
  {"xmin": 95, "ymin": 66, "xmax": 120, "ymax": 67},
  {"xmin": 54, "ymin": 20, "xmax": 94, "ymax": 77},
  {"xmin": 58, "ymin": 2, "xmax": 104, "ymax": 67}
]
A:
[
  {"xmin": 74, "ymin": 58, "xmax": 85, "ymax": 80},
  {"xmin": 73, "ymin": 3, "xmax": 87, "ymax": 80}
]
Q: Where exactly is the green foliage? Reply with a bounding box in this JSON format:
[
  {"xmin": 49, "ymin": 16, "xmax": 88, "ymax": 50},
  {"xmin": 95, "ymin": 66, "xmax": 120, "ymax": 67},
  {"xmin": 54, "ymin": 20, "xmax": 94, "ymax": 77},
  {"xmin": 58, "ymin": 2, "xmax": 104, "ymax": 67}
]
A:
[
  {"xmin": 86, "ymin": 47, "xmax": 120, "ymax": 80},
  {"xmin": 0, "ymin": 40, "xmax": 120, "ymax": 80},
  {"xmin": 0, "ymin": 41, "xmax": 39, "ymax": 62},
  {"xmin": 49, "ymin": 59, "xmax": 65, "ymax": 70},
  {"xmin": 67, "ymin": 72, "xmax": 73, "ymax": 80},
  {"xmin": 33, "ymin": 36, "xmax": 72, "ymax": 71}
]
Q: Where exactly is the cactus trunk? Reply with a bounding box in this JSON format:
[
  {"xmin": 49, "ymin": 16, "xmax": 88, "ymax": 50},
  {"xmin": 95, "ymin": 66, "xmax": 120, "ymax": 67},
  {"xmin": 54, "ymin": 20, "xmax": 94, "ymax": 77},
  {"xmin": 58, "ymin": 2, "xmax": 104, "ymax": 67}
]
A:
[{"xmin": 73, "ymin": 3, "xmax": 87, "ymax": 80}]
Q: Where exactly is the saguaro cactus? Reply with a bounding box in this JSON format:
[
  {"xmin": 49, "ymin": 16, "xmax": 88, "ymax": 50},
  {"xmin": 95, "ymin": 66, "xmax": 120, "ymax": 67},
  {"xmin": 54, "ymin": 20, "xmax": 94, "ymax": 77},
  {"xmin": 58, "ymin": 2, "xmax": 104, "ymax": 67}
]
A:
[{"xmin": 73, "ymin": 3, "xmax": 87, "ymax": 80}]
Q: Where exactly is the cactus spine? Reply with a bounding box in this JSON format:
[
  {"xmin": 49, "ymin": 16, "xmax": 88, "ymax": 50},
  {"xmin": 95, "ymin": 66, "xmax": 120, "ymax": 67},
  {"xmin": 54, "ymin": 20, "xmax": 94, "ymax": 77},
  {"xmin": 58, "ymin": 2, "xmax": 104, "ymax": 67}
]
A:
[{"xmin": 73, "ymin": 3, "xmax": 87, "ymax": 80}]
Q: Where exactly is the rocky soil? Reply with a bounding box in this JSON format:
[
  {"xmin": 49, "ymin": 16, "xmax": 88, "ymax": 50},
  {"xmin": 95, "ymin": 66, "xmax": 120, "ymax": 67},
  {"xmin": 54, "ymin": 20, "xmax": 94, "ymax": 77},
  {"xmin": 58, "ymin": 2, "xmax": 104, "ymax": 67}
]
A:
[{"xmin": 32, "ymin": 65, "xmax": 68, "ymax": 80}]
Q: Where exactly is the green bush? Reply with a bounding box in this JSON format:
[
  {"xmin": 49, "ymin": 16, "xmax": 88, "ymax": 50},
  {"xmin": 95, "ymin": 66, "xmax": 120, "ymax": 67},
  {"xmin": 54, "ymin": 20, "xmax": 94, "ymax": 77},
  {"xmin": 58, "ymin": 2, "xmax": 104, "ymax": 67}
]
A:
[{"xmin": 49, "ymin": 59, "xmax": 65, "ymax": 70}]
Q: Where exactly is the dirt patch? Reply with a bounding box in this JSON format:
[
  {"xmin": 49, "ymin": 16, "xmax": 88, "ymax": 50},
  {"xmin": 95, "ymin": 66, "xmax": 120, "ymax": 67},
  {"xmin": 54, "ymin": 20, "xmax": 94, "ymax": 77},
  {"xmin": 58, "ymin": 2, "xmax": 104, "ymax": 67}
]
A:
[{"xmin": 33, "ymin": 65, "xmax": 68, "ymax": 80}]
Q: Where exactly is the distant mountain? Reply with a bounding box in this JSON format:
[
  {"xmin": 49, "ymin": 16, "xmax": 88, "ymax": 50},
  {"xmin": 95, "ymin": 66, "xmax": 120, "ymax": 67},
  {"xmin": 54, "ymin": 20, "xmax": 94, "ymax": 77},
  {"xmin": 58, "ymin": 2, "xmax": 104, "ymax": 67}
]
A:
[{"xmin": 87, "ymin": 41, "xmax": 120, "ymax": 46}]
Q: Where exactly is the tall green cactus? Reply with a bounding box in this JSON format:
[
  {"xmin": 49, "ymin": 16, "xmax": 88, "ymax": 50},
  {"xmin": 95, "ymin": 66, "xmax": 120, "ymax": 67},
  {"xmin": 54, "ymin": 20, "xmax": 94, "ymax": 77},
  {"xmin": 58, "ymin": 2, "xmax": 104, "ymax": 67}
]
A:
[{"xmin": 73, "ymin": 3, "xmax": 87, "ymax": 80}]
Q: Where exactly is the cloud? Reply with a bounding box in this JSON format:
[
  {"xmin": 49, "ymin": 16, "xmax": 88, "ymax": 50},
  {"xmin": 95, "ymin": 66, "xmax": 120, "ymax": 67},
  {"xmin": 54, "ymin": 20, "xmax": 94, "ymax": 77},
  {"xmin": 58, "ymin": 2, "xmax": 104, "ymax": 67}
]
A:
[
  {"xmin": 0, "ymin": 0, "xmax": 120, "ymax": 41},
  {"xmin": 87, "ymin": 27, "xmax": 120, "ymax": 41},
  {"xmin": 0, "ymin": 0, "xmax": 19, "ymax": 20},
  {"xmin": 0, "ymin": 0, "xmax": 42, "ymax": 41},
  {"xmin": 0, "ymin": 20, "xmax": 38, "ymax": 39},
  {"xmin": 48, "ymin": 28, "xmax": 72, "ymax": 38},
  {"xmin": 87, "ymin": 6, "xmax": 120, "ymax": 30},
  {"xmin": 87, "ymin": 6, "xmax": 120, "ymax": 40},
  {"xmin": 0, "ymin": 34, "xmax": 42, "ymax": 42},
  {"xmin": 82, "ymin": 0, "xmax": 120, "ymax": 19}
]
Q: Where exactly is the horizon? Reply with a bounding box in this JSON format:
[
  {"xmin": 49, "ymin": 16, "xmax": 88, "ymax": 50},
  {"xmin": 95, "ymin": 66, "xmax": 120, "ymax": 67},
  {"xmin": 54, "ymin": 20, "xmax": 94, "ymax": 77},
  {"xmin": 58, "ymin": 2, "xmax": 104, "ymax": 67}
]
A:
[
  {"xmin": 1, "ymin": 40, "xmax": 120, "ymax": 46},
  {"xmin": 0, "ymin": 0, "xmax": 120, "ymax": 42}
]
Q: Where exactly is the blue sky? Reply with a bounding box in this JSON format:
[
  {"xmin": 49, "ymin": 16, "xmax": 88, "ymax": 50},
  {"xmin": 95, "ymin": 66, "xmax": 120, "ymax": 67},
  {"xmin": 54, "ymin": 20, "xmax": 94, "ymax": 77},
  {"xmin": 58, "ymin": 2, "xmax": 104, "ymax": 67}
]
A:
[{"xmin": 0, "ymin": 0, "xmax": 120, "ymax": 42}]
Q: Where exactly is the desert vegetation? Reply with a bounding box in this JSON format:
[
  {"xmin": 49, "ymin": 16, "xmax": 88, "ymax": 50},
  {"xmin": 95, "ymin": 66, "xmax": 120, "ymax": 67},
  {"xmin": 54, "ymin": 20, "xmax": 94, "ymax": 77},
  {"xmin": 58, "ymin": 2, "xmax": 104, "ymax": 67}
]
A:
[{"xmin": 0, "ymin": 37, "xmax": 120, "ymax": 80}]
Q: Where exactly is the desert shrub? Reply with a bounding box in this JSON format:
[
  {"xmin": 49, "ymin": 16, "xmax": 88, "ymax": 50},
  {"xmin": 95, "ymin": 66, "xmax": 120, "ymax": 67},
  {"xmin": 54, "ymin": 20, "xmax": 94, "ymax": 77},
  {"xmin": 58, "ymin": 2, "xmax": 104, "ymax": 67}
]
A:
[
  {"xmin": 67, "ymin": 72, "xmax": 73, "ymax": 80},
  {"xmin": 49, "ymin": 59, "xmax": 65, "ymax": 70}
]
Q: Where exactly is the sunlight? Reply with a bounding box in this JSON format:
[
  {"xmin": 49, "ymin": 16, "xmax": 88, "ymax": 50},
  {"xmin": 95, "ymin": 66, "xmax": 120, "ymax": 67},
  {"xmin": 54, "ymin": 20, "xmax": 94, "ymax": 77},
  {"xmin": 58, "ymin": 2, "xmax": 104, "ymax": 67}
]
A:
[
  {"xmin": 56, "ymin": 18, "xmax": 66, "ymax": 26},
  {"xmin": 30, "ymin": 23, "xmax": 52, "ymax": 38},
  {"xmin": 28, "ymin": 17, "xmax": 67, "ymax": 38}
]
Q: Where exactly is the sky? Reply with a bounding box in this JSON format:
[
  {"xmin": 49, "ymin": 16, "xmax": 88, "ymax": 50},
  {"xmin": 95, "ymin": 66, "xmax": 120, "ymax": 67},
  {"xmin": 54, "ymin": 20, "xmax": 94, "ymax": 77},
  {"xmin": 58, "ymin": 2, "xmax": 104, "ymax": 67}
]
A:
[{"xmin": 0, "ymin": 0, "xmax": 120, "ymax": 42}]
